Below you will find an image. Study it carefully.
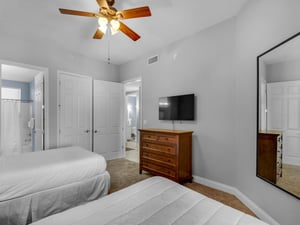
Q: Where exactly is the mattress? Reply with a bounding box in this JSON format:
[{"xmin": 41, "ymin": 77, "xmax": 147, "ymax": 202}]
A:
[
  {"xmin": 0, "ymin": 146, "xmax": 106, "ymax": 201},
  {"xmin": 30, "ymin": 176, "xmax": 269, "ymax": 225}
]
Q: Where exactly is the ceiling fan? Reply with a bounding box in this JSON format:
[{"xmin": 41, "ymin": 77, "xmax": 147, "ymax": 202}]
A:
[{"xmin": 59, "ymin": 0, "xmax": 151, "ymax": 41}]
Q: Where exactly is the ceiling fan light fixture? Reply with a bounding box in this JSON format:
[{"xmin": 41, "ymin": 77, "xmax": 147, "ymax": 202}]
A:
[
  {"xmin": 98, "ymin": 17, "xmax": 108, "ymax": 33},
  {"xmin": 98, "ymin": 17, "xmax": 108, "ymax": 26},
  {"xmin": 59, "ymin": 1, "xmax": 152, "ymax": 41},
  {"xmin": 98, "ymin": 25, "xmax": 107, "ymax": 34},
  {"xmin": 110, "ymin": 19, "xmax": 120, "ymax": 35},
  {"xmin": 110, "ymin": 19, "xmax": 120, "ymax": 30}
]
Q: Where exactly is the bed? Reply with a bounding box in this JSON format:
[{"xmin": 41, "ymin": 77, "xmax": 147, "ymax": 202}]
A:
[
  {"xmin": 30, "ymin": 176, "xmax": 268, "ymax": 225},
  {"xmin": 0, "ymin": 146, "xmax": 110, "ymax": 225}
]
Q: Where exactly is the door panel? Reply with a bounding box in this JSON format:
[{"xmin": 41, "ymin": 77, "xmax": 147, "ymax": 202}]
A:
[
  {"xmin": 58, "ymin": 72, "xmax": 92, "ymax": 150},
  {"xmin": 93, "ymin": 80, "xmax": 123, "ymax": 159},
  {"xmin": 287, "ymin": 98, "xmax": 300, "ymax": 130}
]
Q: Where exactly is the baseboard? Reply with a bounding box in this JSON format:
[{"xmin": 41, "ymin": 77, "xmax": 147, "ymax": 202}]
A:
[{"xmin": 192, "ymin": 175, "xmax": 280, "ymax": 225}]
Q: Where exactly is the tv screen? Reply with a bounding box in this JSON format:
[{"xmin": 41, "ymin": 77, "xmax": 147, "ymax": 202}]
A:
[{"xmin": 159, "ymin": 94, "xmax": 195, "ymax": 120}]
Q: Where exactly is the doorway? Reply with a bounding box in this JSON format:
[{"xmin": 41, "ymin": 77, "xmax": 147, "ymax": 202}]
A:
[
  {"xmin": 124, "ymin": 79, "xmax": 141, "ymax": 163},
  {"xmin": 0, "ymin": 62, "xmax": 48, "ymax": 155}
]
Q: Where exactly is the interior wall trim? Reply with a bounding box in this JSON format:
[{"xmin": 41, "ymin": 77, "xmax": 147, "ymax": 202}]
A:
[{"xmin": 192, "ymin": 175, "xmax": 279, "ymax": 225}]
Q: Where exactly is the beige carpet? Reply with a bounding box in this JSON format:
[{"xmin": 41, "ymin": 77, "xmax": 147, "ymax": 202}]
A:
[
  {"xmin": 277, "ymin": 163, "xmax": 300, "ymax": 197},
  {"xmin": 107, "ymin": 158, "xmax": 256, "ymax": 217},
  {"xmin": 107, "ymin": 158, "xmax": 151, "ymax": 193}
]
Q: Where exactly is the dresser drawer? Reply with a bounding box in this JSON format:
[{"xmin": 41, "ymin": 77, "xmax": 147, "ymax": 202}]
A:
[
  {"xmin": 141, "ymin": 134, "xmax": 158, "ymax": 142},
  {"xmin": 142, "ymin": 150, "xmax": 176, "ymax": 166},
  {"xmin": 157, "ymin": 135, "xmax": 177, "ymax": 144},
  {"xmin": 142, "ymin": 160, "xmax": 176, "ymax": 178},
  {"xmin": 142, "ymin": 142, "xmax": 176, "ymax": 155}
]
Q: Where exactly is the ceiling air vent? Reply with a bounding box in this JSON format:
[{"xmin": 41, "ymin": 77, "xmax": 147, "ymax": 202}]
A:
[{"xmin": 148, "ymin": 55, "xmax": 158, "ymax": 65}]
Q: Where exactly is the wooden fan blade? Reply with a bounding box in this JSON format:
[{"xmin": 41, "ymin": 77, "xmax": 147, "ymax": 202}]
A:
[
  {"xmin": 96, "ymin": 0, "xmax": 109, "ymax": 9},
  {"xmin": 118, "ymin": 6, "xmax": 151, "ymax": 20},
  {"xmin": 119, "ymin": 22, "xmax": 140, "ymax": 41},
  {"xmin": 59, "ymin": 8, "xmax": 100, "ymax": 17},
  {"xmin": 93, "ymin": 29, "xmax": 104, "ymax": 39}
]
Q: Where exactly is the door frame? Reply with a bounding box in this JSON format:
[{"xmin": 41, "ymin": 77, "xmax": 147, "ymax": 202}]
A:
[
  {"xmin": 0, "ymin": 59, "xmax": 50, "ymax": 150},
  {"xmin": 57, "ymin": 70, "xmax": 93, "ymax": 149},
  {"xmin": 122, "ymin": 77, "xmax": 142, "ymax": 156}
]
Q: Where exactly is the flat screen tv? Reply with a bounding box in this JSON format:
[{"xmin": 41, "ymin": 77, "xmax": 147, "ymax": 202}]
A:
[{"xmin": 159, "ymin": 94, "xmax": 195, "ymax": 120}]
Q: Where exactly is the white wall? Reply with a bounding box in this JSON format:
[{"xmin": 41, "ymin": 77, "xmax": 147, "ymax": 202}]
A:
[
  {"xmin": 121, "ymin": 18, "xmax": 237, "ymax": 187},
  {"xmin": 120, "ymin": 0, "xmax": 300, "ymax": 224},
  {"xmin": 267, "ymin": 59, "xmax": 300, "ymax": 82},
  {"xmin": 235, "ymin": 0, "xmax": 300, "ymax": 224},
  {"xmin": 0, "ymin": 35, "xmax": 120, "ymax": 148}
]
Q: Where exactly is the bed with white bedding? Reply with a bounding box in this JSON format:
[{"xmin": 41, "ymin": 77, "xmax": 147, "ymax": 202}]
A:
[
  {"xmin": 30, "ymin": 176, "xmax": 268, "ymax": 225},
  {"xmin": 0, "ymin": 146, "xmax": 110, "ymax": 225}
]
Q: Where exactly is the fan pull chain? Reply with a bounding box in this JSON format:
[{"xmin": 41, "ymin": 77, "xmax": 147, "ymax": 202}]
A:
[{"xmin": 107, "ymin": 33, "xmax": 111, "ymax": 64}]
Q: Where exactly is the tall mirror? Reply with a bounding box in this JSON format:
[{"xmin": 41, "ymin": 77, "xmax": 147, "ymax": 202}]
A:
[{"xmin": 257, "ymin": 32, "xmax": 300, "ymax": 199}]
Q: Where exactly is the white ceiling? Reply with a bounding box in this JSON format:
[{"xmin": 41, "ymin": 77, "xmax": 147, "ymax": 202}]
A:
[{"xmin": 0, "ymin": 0, "xmax": 248, "ymax": 65}]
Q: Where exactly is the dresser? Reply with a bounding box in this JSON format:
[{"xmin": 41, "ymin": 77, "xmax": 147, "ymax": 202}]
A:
[
  {"xmin": 139, "ymin": 129, "xmax": 193, "ymax": 183},
  {"xmin": 257, "ymin": 131, "xmax": 282, "ymax": 183}
]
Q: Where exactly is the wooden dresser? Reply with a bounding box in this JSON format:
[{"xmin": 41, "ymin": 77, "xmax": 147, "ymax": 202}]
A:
[
  {"xmin": 257, "ymin": 131, "xmax": 282, "ymax": 183},
  {"xmin": 139, "ymin": 129, "xmax": 193, "ymax": 183}
]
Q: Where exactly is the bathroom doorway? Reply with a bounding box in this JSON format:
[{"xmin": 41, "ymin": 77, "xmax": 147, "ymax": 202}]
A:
[
  {"xmin": 0, "ymin": 61, "xmax": 48, "ymax": 155},
  {"xmin": 124, "ymin": 79, "xmax": 141, "ymax": 163}
]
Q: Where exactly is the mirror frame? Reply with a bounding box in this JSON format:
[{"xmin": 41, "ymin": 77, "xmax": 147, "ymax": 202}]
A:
[{"xmin": 256, "ymin": 32, "xmax": 300, "ymax": 200}]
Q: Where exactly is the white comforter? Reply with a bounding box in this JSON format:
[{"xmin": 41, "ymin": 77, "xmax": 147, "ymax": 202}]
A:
[
  {"xmin": 31, "ymin": 176, "xmax": 268, "ymax": 225},
  {"xmin": 0, "ymin": 146, "xmax": 106, "ymax": 201}
]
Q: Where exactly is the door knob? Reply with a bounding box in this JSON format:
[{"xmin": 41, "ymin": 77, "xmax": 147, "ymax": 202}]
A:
[
  {"xmin": 85, "ymin": 130, "xmax": 90, "ymax": 133},
  {"xmin": 94, "ymin": 130, "xmax": 98, "ymax": 133}
]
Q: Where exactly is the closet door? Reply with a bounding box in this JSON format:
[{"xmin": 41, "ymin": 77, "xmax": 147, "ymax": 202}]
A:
[
  {"xmin": 93, "ymin": 80, "xmax": 123, "ymax": 159},
  {"xmin": 284, "ymin": 83, "xmax": 300, "ymax": 165},
  {"xmin": 58, "ymin": 72, "xmax": 92, "ymax": 150}
]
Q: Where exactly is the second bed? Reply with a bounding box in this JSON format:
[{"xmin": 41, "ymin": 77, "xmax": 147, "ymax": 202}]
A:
[
  {"xmin": 30, "ymin": 176, "xmax": 268, "ymax": 225},
  {"xmin": 0, "ymin": 146, "xmax": 110, "ymax": 225}
]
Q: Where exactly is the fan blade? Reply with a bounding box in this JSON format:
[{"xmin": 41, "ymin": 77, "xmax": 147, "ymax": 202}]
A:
[
  {"xmin": 119, "ymin": 22, "xmax": 140, "ymax": 41},
  {"xmin": 97, "ymin": 0, "xmax": 109, "ymax": 9},
  {"xmin": 118, "ymin": 6, "xmax": 151, "ymax": 20},
  {"xmin": 93, "ymin": 29, "xmax": 104, "ymax": 39},
  {"xmin": 59, "ymin": 8, "xmax": 100, "ymax": 17}
]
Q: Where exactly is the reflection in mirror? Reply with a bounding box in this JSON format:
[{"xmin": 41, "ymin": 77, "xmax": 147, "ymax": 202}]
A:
[{"xmin": 257, "ymin": 32, "xmax": 300, "ymax": 199}]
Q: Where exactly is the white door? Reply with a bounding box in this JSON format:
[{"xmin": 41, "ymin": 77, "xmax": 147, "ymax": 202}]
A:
[
  {"xmin": 93, "ymin": 80, "xmax": 123, "ymax": 159},
  {"xmin": 58, "ymin": 72, "xmax": 92, "ymax": 150},
  {"xmin": 267, "ymin": 81, "xmax": 300, "ymax": 166},
  {"xmin": 34, "ymin": 73, "xmax": 44, "ymax": 151},
  {"xmin": 267, "ymin": 84, "xmax": 284, "ymax": 131},
  {"xmin": 284, "ymin": 83, "xmax": 300, "ymax": 165}
]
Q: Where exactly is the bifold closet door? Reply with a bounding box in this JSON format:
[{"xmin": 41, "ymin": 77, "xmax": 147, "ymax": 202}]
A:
[
  {"xmin": 93, "ymin": 80, "xmax": 123, "ymax": 159},
  {"xmin": 58, "ymin": 72, "xmax": 92, "ymax": 150}
]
